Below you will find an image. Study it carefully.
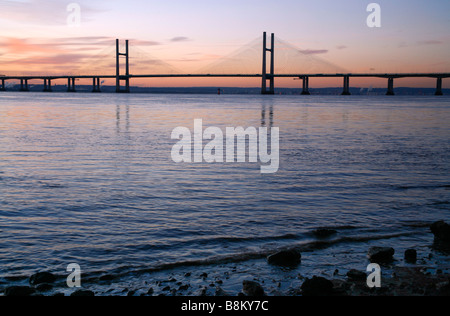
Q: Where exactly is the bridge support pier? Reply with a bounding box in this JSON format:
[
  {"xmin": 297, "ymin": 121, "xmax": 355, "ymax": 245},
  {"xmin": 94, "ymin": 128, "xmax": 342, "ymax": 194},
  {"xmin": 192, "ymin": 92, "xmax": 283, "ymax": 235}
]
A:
[
  {"xmin": 67, "ymin": 78, "xmax": 76, "ymax": 92},
  {"xmin": 342, "ymin": 76, "xmax": 351, "ymax": 95},
  {"xmin": 20, "ymin": 79, "xmax": 29, "ymax": 92},
  {"xmin": 43, "ymin": 79, "xmax": 52, "ymax": 92},
  {"xmin": 1, "ymin": 79, "xmax": 5, "ymax": 91},
  {"xmin": 301, "ymin": 76, "xmax": 311, "ymax": 95},
  {"xmin": 116, "ymin": 39, "xmax": 130, "ymax": 93},
  {"xmin": 92, "ymin": 77, "xmax": 101, "ymax": 92},
  {"xmin": 261, "ymin": 32, "xmax": 275, "ymax": 95},
  {"xmin": 435, "ymin": 78, "xmax": 443, "ymax": 96},
  {"xmin": 386, "ymin": 78, "xmax": 395, "ymax": 96}
]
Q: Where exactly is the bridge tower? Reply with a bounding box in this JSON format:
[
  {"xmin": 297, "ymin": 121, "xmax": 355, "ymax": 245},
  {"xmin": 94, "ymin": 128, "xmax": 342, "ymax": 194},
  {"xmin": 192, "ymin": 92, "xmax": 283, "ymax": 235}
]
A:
[
  {"xmin": 261, "ymin": 32, "xmax": 275, "ymax": 95},
  {"xmin": 116, "ymin": 39, "xmax": 130, "ymax": 93}
]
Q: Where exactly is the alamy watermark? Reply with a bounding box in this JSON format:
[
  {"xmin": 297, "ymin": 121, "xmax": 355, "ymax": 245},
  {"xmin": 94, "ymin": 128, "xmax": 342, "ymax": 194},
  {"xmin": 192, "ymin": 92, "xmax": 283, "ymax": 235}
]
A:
[
  {"xmin": 367, "ymin": 3, "xmax": 381, "ymax": 28},
  {"xmin": 67, "ymin": 3, "xmax": 81, "ymax": 27},
  {"xmin": 66, "ymin": 263, "xmax": 82, "ymax": 288},
  {"xmin": 367, "ymin": 263, "xmax": 382, "ymax": 288},
  {"xmin": 171, "ymin": 120, "xmax": 280, "ymax": 174}
]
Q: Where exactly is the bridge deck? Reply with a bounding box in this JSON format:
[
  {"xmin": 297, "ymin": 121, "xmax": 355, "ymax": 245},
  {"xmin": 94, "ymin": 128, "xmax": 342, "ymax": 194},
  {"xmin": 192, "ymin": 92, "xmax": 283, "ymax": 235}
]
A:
[{"xmin": 1, "ymin": 73, "xmax": 450, "ymax": 80}]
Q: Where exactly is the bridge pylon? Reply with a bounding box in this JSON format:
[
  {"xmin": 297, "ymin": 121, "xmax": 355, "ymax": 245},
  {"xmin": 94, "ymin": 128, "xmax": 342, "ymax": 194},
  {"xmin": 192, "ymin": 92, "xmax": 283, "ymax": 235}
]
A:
[
  {"xmin": 261, "ymin": 32, "xmax": 275, "ymax": 95},
  {"xmin": 116, "ymin": 39, "xmax": 130, "ymax": 93}
]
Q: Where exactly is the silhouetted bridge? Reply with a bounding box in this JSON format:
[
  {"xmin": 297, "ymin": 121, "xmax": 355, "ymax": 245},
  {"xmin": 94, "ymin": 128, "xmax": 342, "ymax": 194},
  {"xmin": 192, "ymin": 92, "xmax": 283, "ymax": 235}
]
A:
[{"xmin": 1, "ymin": 33, "xmax": 448, "ymax": 96}]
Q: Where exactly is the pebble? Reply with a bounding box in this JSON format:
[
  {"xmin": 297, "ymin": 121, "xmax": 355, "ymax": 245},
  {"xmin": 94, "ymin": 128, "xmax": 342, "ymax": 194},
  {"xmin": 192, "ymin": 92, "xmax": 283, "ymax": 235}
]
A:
[
  {"xmin": 4, "ymin": 286, "xmax": 36, "ymax": 297},
  {"xmin": 30, "ymin": 272, "xmax": 57, "ymax": 286},
  {"xmin": 242, "ymin": 280, "xmax": 265, "ymax": 296},
  {"xmin": 267, "ymin": 250, "xmax": 302, "ymax": 267}
]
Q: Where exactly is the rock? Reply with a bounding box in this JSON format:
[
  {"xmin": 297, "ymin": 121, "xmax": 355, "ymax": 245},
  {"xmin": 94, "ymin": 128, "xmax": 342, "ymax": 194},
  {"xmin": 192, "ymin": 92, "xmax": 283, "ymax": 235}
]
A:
[
  {"xmin": 4, "ymin": 286, "xmax": 36, "ymax": 297},
  {"xmin": 436, "ymin": 280, "xmax": 450, "ymax": 295},
  {"xmin": 200, "ymin": 273, "xmax": 208, "ymax": 278},
  {"xmin": 331, "ymin": 279, "xmax": 349, "ymax": 296},
  {"xmin": 313, "ymin": 228, "xmax": 337, "ymax": 238},
  {"xmin": 196, "ymin": 286, "xmax": 208, "ymax": 296},
  {"xmin": 127, "ymin": 290, "xmax": 136, "ymax": 296},
  {"xmin": 368, "ymin": 247, "xmax": 395, "ymax": 263},
  {"xmin": 178, "ymin": 284, "xmax": 190, "ymax": 291},
  {"xmin": 301, "ymin": 276, "xmax": 334, "ymax": 296},
  {"xmin": 70, "ymin": 290, "xmax": 95, "ymax": 297},
  {"xmin": 267, "ymin": 250, "xmax": 301, "ymax": 267},
  {"xmin": 431, "ymin": 221, "xmax": 450, "ymax": 243},
  {"xmin": 36, "ymin": 283, "xmax": 53, "ymax": 292},
  {"xmin": 215, "ymin": 287, "xmax": 229, "ymax": 296},
  {"xmin": 405, "ymin": 249, "xmax": 417, "ymax": 263},
  {"xmin": 147, "ymin": 288, "xmax": 154, "ymax": 296},
  {"xmin": 242, "ymin": 281, "xmax": 265, "ymax": 296},
  {"xmin": 347, "ymin": 269, "xmax": 367, "ymax": 282},
  {"xmin": 30, "ymin": 272, "xmax": 57, "ymax": 285}
]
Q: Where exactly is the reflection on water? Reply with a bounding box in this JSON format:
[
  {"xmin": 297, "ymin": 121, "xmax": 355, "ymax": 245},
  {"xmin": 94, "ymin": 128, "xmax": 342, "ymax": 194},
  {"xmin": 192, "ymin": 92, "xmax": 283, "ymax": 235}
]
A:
[
  {"xmin": 0, "ymin": 93, "xmax": 449, "ymax": 280},
  {"xmin": 116, "ymin": 103, "xmax": 130, "ymax": 134},
  {"xmin": 261, "ymin": 100, "xmax": 274, "ymax": 127}
]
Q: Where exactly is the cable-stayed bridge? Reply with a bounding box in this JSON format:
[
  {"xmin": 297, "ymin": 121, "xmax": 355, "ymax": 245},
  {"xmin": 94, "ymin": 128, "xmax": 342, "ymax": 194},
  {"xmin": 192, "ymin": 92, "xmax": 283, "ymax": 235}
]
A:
[{"xmin": 0, "ymin": 33, "xmax": 448, "ymax": 95}]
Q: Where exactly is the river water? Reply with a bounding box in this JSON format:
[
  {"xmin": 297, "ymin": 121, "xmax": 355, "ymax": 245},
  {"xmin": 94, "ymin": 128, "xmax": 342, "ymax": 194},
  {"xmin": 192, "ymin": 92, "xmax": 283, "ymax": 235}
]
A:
[{"xmin": 0, "ymin": 93, "xmax": 449, "ymax": 295}]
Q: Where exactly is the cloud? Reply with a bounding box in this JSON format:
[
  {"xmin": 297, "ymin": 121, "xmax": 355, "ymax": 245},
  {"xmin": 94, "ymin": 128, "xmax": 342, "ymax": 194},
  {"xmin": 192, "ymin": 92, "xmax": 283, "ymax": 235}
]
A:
[
  {"xmin": 417, "ymin": 40, "xmax": 443, "ymax": 46},
  {"xmin": 133, "ymin": 40, "xmax": 161, "ymax": 46},
  {"xmin": 298, "ymin": 49, "xmax": 329, "ymax": 55},
  {"xmin": 0, "ymin": 53, "xmax": 87, "ymax": 65},
  {"xmin": 0, "ymin": 38, "xmax": 64, "ymax": 54},
  {"xmin": 52, "ymin": 37, "xmax": 161, "ymax": 47},
  {"xmin": 0, "ymin": 35, "xmax": 170, "ymax": 75},
  {"xmin": 336, "ymin": 45, "xmax": 347, "ymax": 50},
  {"xmin": 51, "ymin": 37, "xmax": 114, "ymax": 45},
  {"xmin": 18, "ymin": 54, "xmax": 86, "ymax": 65},
  {"xmin": 0, "ymin": 36, "xmax": 162, "ymax": 57},
  {"xmin": 170, "ymin": 37, "xmax": 190, "ymax": 43},
  {"xmin": 0, "ymin": 0, "xmax": 105, "ymax": 25}
]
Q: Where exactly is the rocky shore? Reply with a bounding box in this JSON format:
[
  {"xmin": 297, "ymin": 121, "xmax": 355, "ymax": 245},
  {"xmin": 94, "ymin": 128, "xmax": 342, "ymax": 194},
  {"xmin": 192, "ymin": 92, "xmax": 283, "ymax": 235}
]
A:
[{"xmin": 2, "ymin": 221, "xmax": 449, "ymax": 297}]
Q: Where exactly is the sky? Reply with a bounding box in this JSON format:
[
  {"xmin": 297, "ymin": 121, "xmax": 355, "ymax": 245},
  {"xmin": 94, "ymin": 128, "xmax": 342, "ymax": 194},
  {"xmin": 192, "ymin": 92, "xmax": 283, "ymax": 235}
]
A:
[{"xmin": 0, "ymin": 0, "xmax": 449, "ymax": 88}]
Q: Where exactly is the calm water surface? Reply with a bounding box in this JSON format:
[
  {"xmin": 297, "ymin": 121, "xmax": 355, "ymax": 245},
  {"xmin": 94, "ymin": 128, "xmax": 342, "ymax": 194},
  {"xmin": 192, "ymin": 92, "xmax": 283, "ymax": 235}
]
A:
[{"xmin": 0, "ymin": 93, "xmax": 449, "ymax": 283}]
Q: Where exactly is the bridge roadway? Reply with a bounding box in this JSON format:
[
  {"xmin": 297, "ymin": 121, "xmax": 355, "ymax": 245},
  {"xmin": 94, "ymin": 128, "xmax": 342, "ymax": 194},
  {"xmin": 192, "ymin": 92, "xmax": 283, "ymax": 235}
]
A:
[{"xmin": 1, "ymin": 73, "xmax": 449, "ymax": 95}]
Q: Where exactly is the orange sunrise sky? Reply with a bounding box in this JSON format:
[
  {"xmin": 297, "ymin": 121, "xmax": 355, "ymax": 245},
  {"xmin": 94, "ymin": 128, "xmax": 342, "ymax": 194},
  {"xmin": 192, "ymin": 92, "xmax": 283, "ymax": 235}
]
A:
[{"xmin": 1, "ymin": 0, "xmax": 449, "ymax": 88}]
